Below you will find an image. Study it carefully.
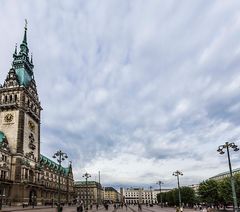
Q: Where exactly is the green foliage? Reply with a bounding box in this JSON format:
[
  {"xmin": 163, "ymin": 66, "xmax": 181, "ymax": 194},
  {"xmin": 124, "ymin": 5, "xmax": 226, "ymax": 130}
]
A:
[
  {"xmin": 157, "ymin": 187, "xmax": 196, "ymax": 206},
  {"xmin": 198, "ymin": 174, "xmax": 240, "ymax": 206},
  {"xmin": 181, "ymin": 186, "xmax": 196, "ymax": 205},
  {"xmin": 198, "ymin": 179, "xmax": 219, "ymax": 204},
  {"xmin": 234, "ymin": 173, "xmax": 240, "ymax": 204},
  {"xmin": 158, "ymin": 173, "xmax": 240, "ymax": 207},
  {"xmin": 218, "ymin": 177, "xmax": 232, "ymax": 204}
]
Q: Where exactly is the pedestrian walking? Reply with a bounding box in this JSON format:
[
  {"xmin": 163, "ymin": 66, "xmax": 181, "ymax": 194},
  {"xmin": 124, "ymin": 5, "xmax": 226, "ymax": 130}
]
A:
[
  {"xmin": 77, "ymin": 203, "xmax": 83, "ymax": 212},
  {"xmin": 138, "ymin": 203, "xmax": 142, "ymax": 211}
]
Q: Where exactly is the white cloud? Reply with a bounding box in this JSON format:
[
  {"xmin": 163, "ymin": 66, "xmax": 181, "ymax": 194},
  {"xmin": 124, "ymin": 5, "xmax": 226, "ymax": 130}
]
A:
[{"xmin": 1, "ymin": 0, "xmax": 240, "ymax": 188}]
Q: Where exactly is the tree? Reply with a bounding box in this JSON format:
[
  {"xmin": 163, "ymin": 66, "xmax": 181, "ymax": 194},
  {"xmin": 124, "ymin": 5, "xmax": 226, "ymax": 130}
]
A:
[
  {"xmin": 218, "ymin": 177, "xmax": 232, "ymax": 206},
  {"xmin": 234, "ymin": 173, "xmax": 240, "ymax": 205},
  {"xmin": 180, "ymin": 186, "xmax": 196, "ymax": 206},
  {"xmin": 157, "ymin": 187, "xmax": 196, "ymax": 207},
  {"xmin": 198, "ymin": 179, "xmax": 219, "ymax": 205}
]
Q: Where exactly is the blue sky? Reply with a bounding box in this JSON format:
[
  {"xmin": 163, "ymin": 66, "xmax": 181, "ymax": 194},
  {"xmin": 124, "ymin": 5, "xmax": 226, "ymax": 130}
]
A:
[{"xmin": 1, "ymin": 0, "xmax": 240, "ymax": 189}]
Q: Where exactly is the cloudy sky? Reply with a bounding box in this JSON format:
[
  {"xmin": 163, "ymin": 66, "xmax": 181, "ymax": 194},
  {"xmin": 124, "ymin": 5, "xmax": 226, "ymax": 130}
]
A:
[{"xmin": 1, "ymin": 0, "xmax": 240, "ymax": 189}]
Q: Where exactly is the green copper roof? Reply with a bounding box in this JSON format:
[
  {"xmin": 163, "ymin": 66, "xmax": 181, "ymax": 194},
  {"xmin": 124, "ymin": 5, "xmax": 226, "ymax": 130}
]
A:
[
  {"xmin": 15, "ymin": 67, "xmax": 32, "ymax": 87},
  {"xmin": 12, "ymin": 22, "xmax": 34, "ymax": 88},
  {"xmin": 0, "ymin": 131, "xmax": 6, "ymax": 144},
  {"xmin": 40, "ymin": 154, "xmax": 71, "ymax": 176}
]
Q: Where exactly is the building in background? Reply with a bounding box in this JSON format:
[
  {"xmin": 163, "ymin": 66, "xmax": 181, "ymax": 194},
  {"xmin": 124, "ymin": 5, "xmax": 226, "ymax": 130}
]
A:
[
  {"xmin": 74, "ymin": 181, "xmax": 103, "ymax": 205},
  {"xmin": 210, "ymin": 168, "xmax": 240, "ymax": 181},
  {"xmin": 187, "ymin": 184, "xmax": 199, "ymax": 192},
  {"xmin": 123, "ymin": 187, "xmax": 170, "ymax": 204},
  {"xmin": 0, "ymin": 24, "xmax": 74, "ymax": 206},
  {"xmin": 104, "ymin": 187, "xmax": 121, "ymax": 203}
]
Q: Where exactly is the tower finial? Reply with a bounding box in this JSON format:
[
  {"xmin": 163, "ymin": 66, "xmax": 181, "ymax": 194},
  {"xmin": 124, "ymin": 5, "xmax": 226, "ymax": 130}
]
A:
[
  {"xmin": 25, "ymin": 19, "xmax": 28, "ymax": 30},
  {"xmin": 23, "ymin": 19, "xmax": 28, "ymax": 44},
  {"xmin": 14, "ymin": 43, "xmax": 17, "ymax": 55}
]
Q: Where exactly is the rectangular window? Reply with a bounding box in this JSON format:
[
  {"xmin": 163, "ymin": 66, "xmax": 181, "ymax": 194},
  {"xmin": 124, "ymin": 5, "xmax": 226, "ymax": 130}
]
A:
[
  {"xmin": 25, "ymin": 169, "xmax": 28, "ymax": 179},
  {"xmin": 0, "ymin": 170, "xmax": 6, "ymax": 179},
  {"xmin": 1, "ymin": 155, "xmax": 7, "ymax": 162}
]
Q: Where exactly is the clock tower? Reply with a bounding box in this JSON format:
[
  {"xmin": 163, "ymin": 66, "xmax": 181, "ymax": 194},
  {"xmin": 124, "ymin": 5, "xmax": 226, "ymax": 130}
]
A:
[{"xmin": 0, "ymin": 23, "xmax": 42, "ymax": 181}]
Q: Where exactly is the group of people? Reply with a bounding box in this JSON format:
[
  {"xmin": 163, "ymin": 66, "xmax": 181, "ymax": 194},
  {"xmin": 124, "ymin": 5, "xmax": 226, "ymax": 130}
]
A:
[
  {"xmin": 175, "ymin": 207, "xmax": 184, "ymax": 212},
  {"xmin": 77, "ymin": 203, "xmax": 99, "ymax": 212},
  {"xmin": 193, "ymin": 205, "xmax": 215, "ymax": 212},
  {"xmin": 76, "ymin": 202, "xmax": 129, "ymax": 211}
]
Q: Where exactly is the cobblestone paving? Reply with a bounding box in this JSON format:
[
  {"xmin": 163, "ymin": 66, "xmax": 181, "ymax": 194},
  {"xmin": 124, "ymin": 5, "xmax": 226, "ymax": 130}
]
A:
[
  {"xmin": 1, "ymin": 205, "xmax": 196, "ymax": 212},
  {"xmin": 127, "ymin": 205, "xmax": 195, "ymax": 212}
]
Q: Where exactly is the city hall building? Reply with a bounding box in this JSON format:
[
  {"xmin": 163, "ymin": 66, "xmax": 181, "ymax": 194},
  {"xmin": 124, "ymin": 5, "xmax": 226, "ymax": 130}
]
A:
[{"xmin": 0, "ymin": 24, "xmax": 74, "ymax": 206}]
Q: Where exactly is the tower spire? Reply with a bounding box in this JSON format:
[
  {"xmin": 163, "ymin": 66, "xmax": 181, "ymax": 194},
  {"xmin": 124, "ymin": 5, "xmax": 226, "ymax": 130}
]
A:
[
  {"xmin": 19, "ymin": 19, "xmax": 29, "ymax": 56},
  {"xmin": 11, "ymin": 20, "xmax": 34, "ymax": 87},
  {"xmin": 14, "ymin": 43, "xmax": 17, "ymax": 55},
  {"xmin": 23, "ymin": 19, "xmax": 27, "ymax": 44}
]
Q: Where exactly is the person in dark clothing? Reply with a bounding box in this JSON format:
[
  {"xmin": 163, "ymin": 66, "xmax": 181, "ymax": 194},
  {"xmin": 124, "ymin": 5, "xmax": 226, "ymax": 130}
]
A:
[
  {"xmin": 138, "ymin": 203, "xmax": 142, "ymax": 211},
  {"xmin": 77, "ymin": 203, "xmax": 83, "ymax": 212}
]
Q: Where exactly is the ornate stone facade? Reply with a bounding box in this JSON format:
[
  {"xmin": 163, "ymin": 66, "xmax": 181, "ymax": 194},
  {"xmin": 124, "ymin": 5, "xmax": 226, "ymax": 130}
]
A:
[
  {"xmin": 74, "ymin": 181, "xmax": 104, "ymax": 205},
  {"xmin": 0, "ymin": 24, "xmax": 74, "ymax": 206}
]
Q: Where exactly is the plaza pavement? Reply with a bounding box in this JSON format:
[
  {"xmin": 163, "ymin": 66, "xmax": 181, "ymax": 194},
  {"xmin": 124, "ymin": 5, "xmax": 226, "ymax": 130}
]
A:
[{"xmin": 0, "ymin": 205, "xmax": 197, "ymax": 212}]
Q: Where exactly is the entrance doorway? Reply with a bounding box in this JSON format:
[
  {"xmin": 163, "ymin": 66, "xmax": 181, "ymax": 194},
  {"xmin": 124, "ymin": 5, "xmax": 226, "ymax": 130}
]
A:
[{"xmin": 29, "ymin": 189, "xmax": 37, "ymax": 206}]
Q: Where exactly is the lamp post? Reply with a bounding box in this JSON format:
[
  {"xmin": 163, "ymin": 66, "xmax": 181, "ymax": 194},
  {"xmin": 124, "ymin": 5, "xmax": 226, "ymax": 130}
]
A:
[
  {"xmin": 173, "ymin": 170, "xmax": 183, "ymax": 208},
  {"xmin": 217, "ymin": 142, "xmax": 239, "ymax": 212},
  {"xmin": 0, "ymin": 185, "xmax": 3, "ymax": 211},
  {"xmin": 53, "ymin": 150, "xmax": 68, "ymax": 212},
  {"xmin": 156, "ymin": 181, "xmax": 163, "ymax": 207},
  {"xmin": 82, "ymin": 172, "xmax": 91, "ymax": 211},
  {"xmin": 150, "ymin": 186, "xmax": 153, "ymax": 205}
]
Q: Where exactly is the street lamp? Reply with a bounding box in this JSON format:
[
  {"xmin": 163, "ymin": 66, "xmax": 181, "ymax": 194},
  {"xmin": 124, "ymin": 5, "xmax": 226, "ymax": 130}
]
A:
[
  {"xmin": 53, "ymin": 150, "xmax": 68, "ymax": 212},
  {"xmin": 156, "ymin": 181, "xmax": 164, "ymax": 207},
  {"xmin": 217, "ymin": 142, "xmax": 239, "ymax": 212},
  {"xmin": 82, "ymin": 172, "xmax": 91, "ymax": 211},
  {"xmin": 0, "ymin": 185, "xmax": 3, "ymax": 211},
  {"xmin": 150, "ymin": 186, "xmax": 153, "ymax": 205},
  {"xmin": 173, "ymin": 170, "xmax": 183, "ymax": 208}
]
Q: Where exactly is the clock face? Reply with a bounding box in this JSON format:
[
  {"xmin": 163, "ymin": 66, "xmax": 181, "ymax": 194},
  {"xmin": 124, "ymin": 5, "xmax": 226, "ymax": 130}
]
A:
[
  {"xmin": 28, "ymin": 120, "xmax": 35, "ymax": 132},
  {"xmin": 4, "ymin": 113, "xmax": 13, "ymax": 122}
]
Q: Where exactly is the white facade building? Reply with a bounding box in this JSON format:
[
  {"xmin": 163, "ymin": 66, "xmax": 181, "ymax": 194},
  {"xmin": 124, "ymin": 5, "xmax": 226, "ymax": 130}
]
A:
[{"xmin": 123, "ymin": 188, "xmax": 170, "ymax": 204}]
